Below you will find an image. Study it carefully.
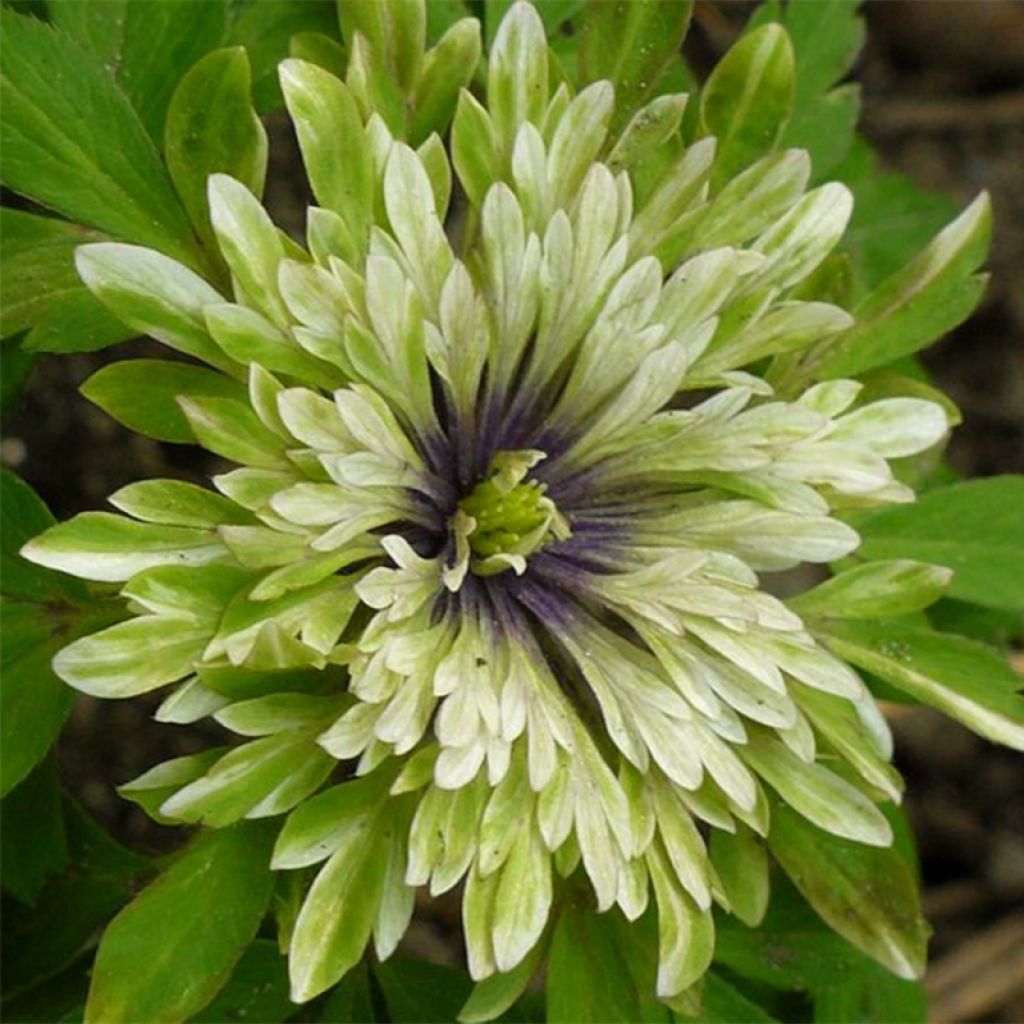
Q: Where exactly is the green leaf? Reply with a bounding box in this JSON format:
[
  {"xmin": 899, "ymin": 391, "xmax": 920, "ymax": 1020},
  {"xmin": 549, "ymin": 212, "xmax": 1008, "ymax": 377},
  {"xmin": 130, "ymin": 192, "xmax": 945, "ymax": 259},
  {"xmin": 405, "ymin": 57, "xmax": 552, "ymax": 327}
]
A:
[
  {"xmin": 165, "ymin": 47, "xmax": 268, "ymax": 262},
  {"xmin": 189, "ymin": 939, "xmax": 293, "ymax": 1024},
  {"xmin": 0, "ymin": 11, "xmax": 202, "ymax": 269},
  {"xmin": 1, "ymin": 337, "xmax": 35, "ymax": 420},
  {"xmin": 290, "ymin": 31, "xmax": 349, "ymax": 81},
  {"xmin": 834, "ymin": 137, "xmax": 959, "ymax": 289},
  {"xmin": 1, "ymin": 468, "xmax": 86, "ymax": 602},
  {"xmin": 227, "ymin": 0, "xmax": 339, "ymax": 112},
  {"xmin": 849, "ymin": 476, "xmax": 1024, "ymax": 612},
  {"xmin": 49, "ymin": 0, "xmax": 229, "ymax": 141},
  {"xmin": 813, "ymin": 955, "xmax": 927, "ymax": 1024},
  {"xmin": 579, "ymin": 0, "xmax": 693, "ymax": 138},
  {"xmin": 547, "ymin": 902, "xmax": 663, "ymax": 1022},
  {"xmin": 789, "ymin": 560, "xmax": 953, "ymax": 620},
  {"xmin": 700, "ymin": 24, "xmax": 795, "ymax": 188},
  {"xmin": 0, "ymin": 605, "xmax": 73, "ymax": 797},
  {"xmin": 85, "ymin": 821, "xmax": 276, "ymax": 1024},
  {"xmin": 750, "ymin": 0, "xmax": 864, "ymax": 176},
  {"xmin": 1, "ymin": 794, "xmax": 151, "ymax": 1000},
  {"xmin": 374, "ymin": 958, "xmax": 474, "ymax": 1024},
  {"xmin": 817, "ymin": 620, "xmax": 1024, "ymax": 749},
  {"xmin": 0, "ymin": 209, "xmax": 134, "ymax": 354},
  {"xmin": 316, "ymin": 962, "xmax": 377, "ymax": 1023},
  {"xmin": 819, "ymin": 193, "xmax": 992, "ymax": 377},
  {"xmin": 81, "ymin": 359, "xmax": 246, "ymax": 443},
  {"xmin": 767, "ymin": 802, "xmax": 928, "ymax": 981},
  {"xmin": 458, "ymin": 942, "xmax": 542, "ymax": 1023},
  {"xmin": 696, "ymin": 971, "xmax": 780, "ymax": 1023},
  {"xmin": 1, "ymin": 757, "xmax": 68, "ymax": 904},
  {"xmin": 708, "ymin": 825, "xmax": 769, "ymax": 928}
]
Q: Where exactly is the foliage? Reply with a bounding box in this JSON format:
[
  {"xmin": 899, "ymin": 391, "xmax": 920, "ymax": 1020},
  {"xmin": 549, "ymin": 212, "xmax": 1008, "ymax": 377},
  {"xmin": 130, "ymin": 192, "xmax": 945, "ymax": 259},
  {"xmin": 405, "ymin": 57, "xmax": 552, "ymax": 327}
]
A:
[{"xmin": 1, "ymin": 2, "xmax": 1021, "ymax": 1023}]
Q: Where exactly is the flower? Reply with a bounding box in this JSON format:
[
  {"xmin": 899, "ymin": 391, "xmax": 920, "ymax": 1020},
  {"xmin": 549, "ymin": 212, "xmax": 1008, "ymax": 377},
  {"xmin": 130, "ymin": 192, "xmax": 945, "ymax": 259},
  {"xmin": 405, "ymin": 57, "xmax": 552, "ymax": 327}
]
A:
[{"xmin": 23, "ymin": 2, "xmax": 952, "ymax": 1008}]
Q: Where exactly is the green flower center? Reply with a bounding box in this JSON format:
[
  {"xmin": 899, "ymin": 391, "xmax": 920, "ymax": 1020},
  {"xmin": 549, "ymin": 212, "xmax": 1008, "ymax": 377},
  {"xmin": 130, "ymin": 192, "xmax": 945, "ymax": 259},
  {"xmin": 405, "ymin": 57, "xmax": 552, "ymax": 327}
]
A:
[
  {"xmin": 460, "ymin": 476, "xmax": 553, "ymax": 558},
  {"xmin": 444, "ymin": 451, "xmax": 571, "ymax": 588}
]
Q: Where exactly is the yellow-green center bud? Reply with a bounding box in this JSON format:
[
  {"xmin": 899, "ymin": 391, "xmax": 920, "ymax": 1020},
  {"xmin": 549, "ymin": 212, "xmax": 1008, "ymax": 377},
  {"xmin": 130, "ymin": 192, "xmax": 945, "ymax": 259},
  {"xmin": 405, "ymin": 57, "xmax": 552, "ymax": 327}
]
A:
[{"xmin": 444, "ymin": 451, "xmax": 571, "ymax": 590}]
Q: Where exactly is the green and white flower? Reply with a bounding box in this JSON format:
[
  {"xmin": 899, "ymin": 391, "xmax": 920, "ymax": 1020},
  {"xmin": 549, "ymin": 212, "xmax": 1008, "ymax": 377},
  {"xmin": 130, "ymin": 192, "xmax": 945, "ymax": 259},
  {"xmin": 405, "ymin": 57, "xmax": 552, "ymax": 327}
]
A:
[{"xmin": 23, "ymin": 1, "xmax": 984, "ymax": 1009}]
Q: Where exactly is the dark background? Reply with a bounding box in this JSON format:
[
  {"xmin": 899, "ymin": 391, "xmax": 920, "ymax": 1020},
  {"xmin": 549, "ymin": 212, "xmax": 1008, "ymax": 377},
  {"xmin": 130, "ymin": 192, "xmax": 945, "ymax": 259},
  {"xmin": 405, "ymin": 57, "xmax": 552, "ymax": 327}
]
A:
[{"xmin": 2, "ymin": 3, "xmax": 1022, "ymax": 1020}]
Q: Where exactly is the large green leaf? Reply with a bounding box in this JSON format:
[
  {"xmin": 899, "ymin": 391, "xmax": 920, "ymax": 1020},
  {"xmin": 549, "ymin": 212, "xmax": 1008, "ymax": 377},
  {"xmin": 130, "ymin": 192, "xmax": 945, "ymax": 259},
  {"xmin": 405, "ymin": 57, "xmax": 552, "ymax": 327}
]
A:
[
  {"xmin": 818, "ymin": 193, "xmax": 991, "ymax": 377},
  {"xmin": 189, "ymin": 939, "xmax": 293, "ymax": 1024},
  {"xmin": 578, "ymin": 0, "xmax": 693, "ymax": 138},
  {"xmin": 812, "ymin": 955, "xmax": 926, "ymax": 1024},
  {"xmin": 48, "ymin": 0, "xmax": 229, "ymax": 141},
  {"xmin": 81, "ymin": 359, "xmax": 246, "ymax": 443},
  {"xmin": 546, "ymin": 902, "xmax": 668, "ymax": 1023},
  {"xmin": 767, "ymin": 804, "xmax": 928, "ymax": 981},
  {"xmin": 0, "ymin": 210, "xmax": 133, "ymax": 354},
  {"xmin": 848, "ymin": 476, "xmax": 1024, "ymax": 612},
  {"xmin": 0, "ymin": 11, "xmax": 202, "ymax": 270},
  {"xmin": 165, "ymin": 47, "xmax": 268, "ymax": 262},
  {"xmin": 0, "ymin": 757, "xmax": 68, "ymax": 905},
  {"xmin": 85, "ymin": 821, "xmax": 276, "ymax": 1024},
  {"xmin": 817, "ymin": 620, "xmax": 1024, "ymax": 749},
  {"xmin": 1, "ymin": 796, "xmax": 151, "ymax": 1002}
]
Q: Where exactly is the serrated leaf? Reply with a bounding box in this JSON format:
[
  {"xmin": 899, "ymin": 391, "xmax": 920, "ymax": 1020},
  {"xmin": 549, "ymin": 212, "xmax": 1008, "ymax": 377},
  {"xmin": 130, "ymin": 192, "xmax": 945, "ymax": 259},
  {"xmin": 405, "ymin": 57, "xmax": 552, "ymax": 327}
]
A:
[
  {"xmin": 0, "ymin": 207, "xmax": 134, "ymax": 354},
  {"xmin": 579, "ymin": 0, "xmax": 693, "ymax": 138},
  {"xmin": 818, "ymin": 620, "xmax": 1024, "ymax": 749},
  {"xmin": 849, "ymin": 476, "xmax": 1024, "ymax": 611},
  {"xmin": 768, "ymin": 802, "xmax": 928, "ymax": 981},
  {"xmin": 165, "ymin": 47, "xmax": 268, "ymax": 262},
  {"xmin": 48, "ymin": 0, "xmax": 229, "ymax": 141},
  {"xmin": 700, "ymin": 24, "xmax": 795, "ymax": 188},
  {"xmin": 81, "ymin": 359, "xmax": 246, "ymax": 443},
  {"xmin": 749, "ymin": 0, "xmax": 864, "ymax": 176},
  {"xmin": 789, "ymin": 560, "xmax": 953, "ymax": 620},
  {"xmin": 85, "ymin": 821, "xmax": 275, "ymax": 1024},
  {"xmin": 0, "ymin": 10, "xmax": 201, "ymax": 269},
  {"xmin": 819, "ymin": 193, "xmax": 992, "ymax": 377}
]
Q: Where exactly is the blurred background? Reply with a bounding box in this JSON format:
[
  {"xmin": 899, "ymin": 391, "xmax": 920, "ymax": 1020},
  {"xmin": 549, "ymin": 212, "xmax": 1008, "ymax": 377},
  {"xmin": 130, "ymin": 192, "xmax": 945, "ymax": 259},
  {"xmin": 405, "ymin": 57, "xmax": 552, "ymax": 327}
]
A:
[{"xmin": 2, "ymin": 2, "xmax": 1022, "ymax": 1020}]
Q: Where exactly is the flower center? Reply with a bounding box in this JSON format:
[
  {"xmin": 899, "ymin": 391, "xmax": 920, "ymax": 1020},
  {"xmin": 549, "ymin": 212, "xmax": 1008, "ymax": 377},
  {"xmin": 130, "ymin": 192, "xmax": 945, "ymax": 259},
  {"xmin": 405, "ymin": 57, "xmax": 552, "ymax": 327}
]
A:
[{"xmin": 443, "ymin": 451, "xmax": 570, "ymax": 589}]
